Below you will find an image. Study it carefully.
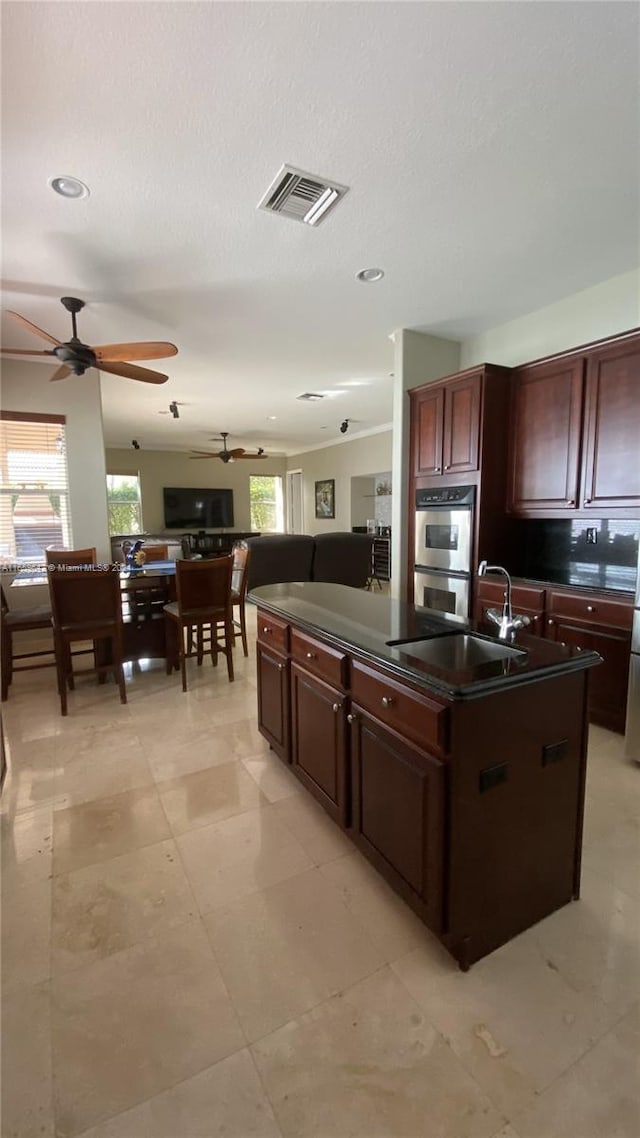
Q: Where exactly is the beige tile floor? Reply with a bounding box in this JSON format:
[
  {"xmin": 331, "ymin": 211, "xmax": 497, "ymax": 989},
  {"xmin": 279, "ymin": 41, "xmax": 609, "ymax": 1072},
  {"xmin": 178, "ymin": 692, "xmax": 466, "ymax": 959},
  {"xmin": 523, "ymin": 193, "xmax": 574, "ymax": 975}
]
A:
[{"xmin": 1, "ymin": 605, "xmax": 639, "ymax": 1138}]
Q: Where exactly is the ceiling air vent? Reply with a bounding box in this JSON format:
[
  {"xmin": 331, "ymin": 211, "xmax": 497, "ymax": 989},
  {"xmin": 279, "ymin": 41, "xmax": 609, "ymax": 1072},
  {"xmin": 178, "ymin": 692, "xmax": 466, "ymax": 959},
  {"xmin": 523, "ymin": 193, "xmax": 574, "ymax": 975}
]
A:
[
  {"xmin": 258, "ymin": 165, "xmax": 349, "ymax": 226},
  {"xmin": 297, "ymin": 392, "xmax": 326, "ymax": 402}
]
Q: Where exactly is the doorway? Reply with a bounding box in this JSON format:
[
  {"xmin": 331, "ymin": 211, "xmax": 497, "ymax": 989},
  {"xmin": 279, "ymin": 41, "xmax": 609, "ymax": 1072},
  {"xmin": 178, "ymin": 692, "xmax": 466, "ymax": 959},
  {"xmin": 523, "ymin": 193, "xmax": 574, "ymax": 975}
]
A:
[{"xmin": 286, "ymin": 469, "xmax": 304, "ymax": 533}]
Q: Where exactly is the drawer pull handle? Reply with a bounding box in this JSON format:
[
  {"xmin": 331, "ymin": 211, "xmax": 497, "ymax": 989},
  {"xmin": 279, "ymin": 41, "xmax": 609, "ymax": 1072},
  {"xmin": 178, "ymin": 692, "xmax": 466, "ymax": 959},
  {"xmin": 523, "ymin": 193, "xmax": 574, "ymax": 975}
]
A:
[
  {"xmin": 381, "ymin": 696, "xmax": 395, "ymax": 709},
  {"xmin": 566, "ymin": 498, "xmax": 575, "ymax": 505},
  {"xmin": 277, "ymin": 663, "xmax": 284, "ymax": 672},
  {"xmin": 548, "ymin": 619, "xmax": 553, "ymax": 625},
  {"xmin": 583, "ymin": 497, "xmax": 592, "ymax": 505},
  {"xmin": 347, "ymin": 713, "xmax": 357, "ymax": 724},
  {"xmin": 306, "ymin": 651, "xmax": 316, "ymax": 659},
  {"xmin": 587, "ymin": 605, "xmax": 595, "ymax": 613},
  {"xmin": 444, "ymin": 464, "xmax": 451, "ymax": 470},
  {"xmin": 332, "ymin": 702, "xmax": 340, "ymax": 713},
  {"xmin": 262, "ymin": 626, "xmax": 271, "ymax": 634}
]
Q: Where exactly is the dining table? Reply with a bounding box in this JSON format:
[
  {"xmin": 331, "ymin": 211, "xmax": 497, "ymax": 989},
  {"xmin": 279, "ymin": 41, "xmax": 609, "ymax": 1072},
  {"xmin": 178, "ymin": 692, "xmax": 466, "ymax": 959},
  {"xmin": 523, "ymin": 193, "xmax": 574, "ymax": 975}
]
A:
[{"xmin": 10, "ymin": 561, "xmax": 177, "ymax": 664}]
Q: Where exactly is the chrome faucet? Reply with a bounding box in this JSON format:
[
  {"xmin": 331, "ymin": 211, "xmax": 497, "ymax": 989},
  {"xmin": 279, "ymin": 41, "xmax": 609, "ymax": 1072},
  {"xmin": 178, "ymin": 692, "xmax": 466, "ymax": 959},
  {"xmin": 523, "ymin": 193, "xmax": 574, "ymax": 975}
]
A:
[{"xmin": 477, "ymin": 560, "xmax": 531, "ymax": 642}]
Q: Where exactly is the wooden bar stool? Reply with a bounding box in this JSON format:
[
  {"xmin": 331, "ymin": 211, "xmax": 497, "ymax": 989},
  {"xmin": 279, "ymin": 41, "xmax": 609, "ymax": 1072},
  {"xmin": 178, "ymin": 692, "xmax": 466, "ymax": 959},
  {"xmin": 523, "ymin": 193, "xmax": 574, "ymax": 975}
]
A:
[
  {"xmin": 1, "ymin": 585, "xmax": 54, "ymax": 701},
  {"xmin": 48, "ymin": 568, "xmax": 127, "ymax": 716},
  {"xmin": 164, "ymin": 557, "xmax": 234, "ymax": 691}
]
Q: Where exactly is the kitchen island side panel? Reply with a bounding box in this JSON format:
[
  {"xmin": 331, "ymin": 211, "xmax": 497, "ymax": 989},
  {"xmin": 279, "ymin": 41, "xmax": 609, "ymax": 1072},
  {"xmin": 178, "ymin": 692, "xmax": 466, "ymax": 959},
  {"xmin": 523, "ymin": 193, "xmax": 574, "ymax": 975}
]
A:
[{"xmin": 445, "ymin": 669, "xmax": 590, "ymax": 968}]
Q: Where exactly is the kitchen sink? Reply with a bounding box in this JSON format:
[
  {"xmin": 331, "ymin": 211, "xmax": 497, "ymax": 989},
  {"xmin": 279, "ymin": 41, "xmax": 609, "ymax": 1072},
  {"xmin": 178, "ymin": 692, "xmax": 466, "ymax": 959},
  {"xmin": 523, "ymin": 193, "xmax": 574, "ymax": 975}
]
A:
[{"xmin": 395, "ymin": 633, "xmax": 528, "ymax": 670}]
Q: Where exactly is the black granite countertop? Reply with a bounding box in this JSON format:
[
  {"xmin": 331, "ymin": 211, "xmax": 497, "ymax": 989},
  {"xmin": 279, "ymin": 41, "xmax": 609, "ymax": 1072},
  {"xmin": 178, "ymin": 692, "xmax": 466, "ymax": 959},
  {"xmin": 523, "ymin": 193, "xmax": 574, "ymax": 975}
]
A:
[{"xmin": 250, "ymin": 582, "xmax": 601, "ymax": 701}]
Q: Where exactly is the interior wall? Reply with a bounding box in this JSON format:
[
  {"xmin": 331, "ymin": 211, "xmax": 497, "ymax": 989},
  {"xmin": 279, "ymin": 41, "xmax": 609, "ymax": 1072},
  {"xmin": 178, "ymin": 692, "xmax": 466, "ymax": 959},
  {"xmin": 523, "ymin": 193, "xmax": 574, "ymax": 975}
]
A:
[
  {"xmin": 286, "ymin": 430, "xmax": 393, "ymax": 534},
  {"xmin": 392, "ymin": 330, "xmax": 461, "ymax": 597},
  {"xmin": 460, "ymin": 268, "xmax": 640, "ymax": 368},
  {"xmin": 106, "ymin": 447, "xmax": 287, "ymax": 533},
  {"xmin": 1, "ymin": 361, "xmax": 110, "ymax": 560}
]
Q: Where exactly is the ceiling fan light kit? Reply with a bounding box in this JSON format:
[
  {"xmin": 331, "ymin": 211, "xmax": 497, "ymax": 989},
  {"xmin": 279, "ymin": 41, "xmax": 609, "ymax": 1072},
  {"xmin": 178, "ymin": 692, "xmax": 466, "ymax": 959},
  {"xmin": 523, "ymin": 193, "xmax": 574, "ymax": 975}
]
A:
[
  {"xmin": 190, "ymin": 431, "xmax": 269, "ymax": 462},
  {"xmin": 1, "ymin": 296, "xmax": 178, "ymax": 384}
]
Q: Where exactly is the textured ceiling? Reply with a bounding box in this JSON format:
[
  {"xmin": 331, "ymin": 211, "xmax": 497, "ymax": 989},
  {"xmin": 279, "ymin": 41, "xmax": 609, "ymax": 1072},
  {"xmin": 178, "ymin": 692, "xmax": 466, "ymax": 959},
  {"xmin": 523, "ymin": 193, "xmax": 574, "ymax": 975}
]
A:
[{"xmin": 1, "ymin": 1, "xmax": 638, "ymax": 455}]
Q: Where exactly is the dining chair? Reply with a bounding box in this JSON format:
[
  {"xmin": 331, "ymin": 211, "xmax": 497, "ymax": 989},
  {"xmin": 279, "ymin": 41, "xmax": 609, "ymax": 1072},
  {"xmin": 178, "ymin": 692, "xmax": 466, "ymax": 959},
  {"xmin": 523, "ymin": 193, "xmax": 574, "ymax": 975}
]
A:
[
  {"xmin": 1, "ymin": 585, "xmax": 54, "ymax": 701},
  {"xmin": 164, "ymin": 556, "xmax": 234, "ymax": 691},
  {"xmin": 45, "ymin": 547, "xmax": 97, "ymax": 569},
  {"xmin": 48, "ymin": 568, "xmax": 127, "ymax": 716},
  {"xmin": 201, "ymin": 544, "xmax": 251, "ymax": 658}
]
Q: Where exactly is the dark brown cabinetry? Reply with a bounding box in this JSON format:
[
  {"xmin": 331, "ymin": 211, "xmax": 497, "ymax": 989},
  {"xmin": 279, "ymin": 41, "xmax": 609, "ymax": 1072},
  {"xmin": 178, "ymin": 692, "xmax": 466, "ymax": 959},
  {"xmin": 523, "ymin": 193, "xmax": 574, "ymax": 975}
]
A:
[
  {"xmin": 254, "ymin": 593, "xmax": 595, "ymax": 970},
  {"xmin": 507, "ymin": 358, "xmax": 584, "ymax": 514},
  {"xmin": 507, "ymin": 331, "xmax": 640, "ymax": 518},
  {"xmin": 349, "ymin": 706, "xmax": 444, "ymax": 933},
  {"xmin": 475, "ymin": 577, "xmax": 633, "ymax": 733},
  {"xmin": 289, "ymin": 628, "xmax": 349, "ymax": 823},
  {"xmin": 412, "ymin": 371, "xmax": 481, "ymax": 477},
  {"xmin": 256, "ymin": 611, "xmax": 290, "ymax": 761},
  {"xmin": 545, "ymin": 590, "xmax": 632, "ymax": 733},
  {"xmin": 474, "ymin": 578, "xmax": 546, "ymax": 637},
  {"xmin": 581, "ymin": 338, "xmax": 640, "ymax": 512}
]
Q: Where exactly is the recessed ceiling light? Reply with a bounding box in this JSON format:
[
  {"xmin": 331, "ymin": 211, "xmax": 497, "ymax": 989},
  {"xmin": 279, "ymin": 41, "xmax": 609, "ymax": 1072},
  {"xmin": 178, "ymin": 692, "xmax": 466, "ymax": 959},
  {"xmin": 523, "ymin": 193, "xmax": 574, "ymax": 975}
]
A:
[
  {"xmin": 356, "ymin": 268, "xmax": 384, "ymax": 283},
  {"xmin": 49, "ymin": 175, "xmax": 90, "ymax": 200},
  {"xmin": 267, "ymin": 415, "xmax": 277, "ymax": 421}
]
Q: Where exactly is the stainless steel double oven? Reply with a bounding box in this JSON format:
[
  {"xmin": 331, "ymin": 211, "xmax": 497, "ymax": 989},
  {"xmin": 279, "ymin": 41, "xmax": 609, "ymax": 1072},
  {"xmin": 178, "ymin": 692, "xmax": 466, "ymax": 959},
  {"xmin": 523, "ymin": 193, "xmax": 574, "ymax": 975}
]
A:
[{"xmin": 413, "ymin": 485, "xmax": 475, "ymax": 619}]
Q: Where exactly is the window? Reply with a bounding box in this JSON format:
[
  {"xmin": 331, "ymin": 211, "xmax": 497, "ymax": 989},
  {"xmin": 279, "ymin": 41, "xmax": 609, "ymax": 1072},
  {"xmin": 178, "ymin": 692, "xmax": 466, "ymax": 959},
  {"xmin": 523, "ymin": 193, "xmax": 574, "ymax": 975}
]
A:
[
  {"xmin": 249, "ymin": 474, "xmax": 284, "ymax": 533},
  {"xmin": 0, "ymin": 412, "xmax": 71, "ymax": 565},
  {"xmin": 106, "ymin": 473, "xmax": 142, "ymax": 536}
]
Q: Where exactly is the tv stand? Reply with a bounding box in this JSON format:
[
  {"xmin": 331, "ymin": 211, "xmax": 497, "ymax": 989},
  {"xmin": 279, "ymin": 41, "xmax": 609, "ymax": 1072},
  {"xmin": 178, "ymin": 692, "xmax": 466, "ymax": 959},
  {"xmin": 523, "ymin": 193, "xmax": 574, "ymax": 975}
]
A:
[{"xmin": 185, "ymin": 531, "xmax": 260, "ymax": 557}]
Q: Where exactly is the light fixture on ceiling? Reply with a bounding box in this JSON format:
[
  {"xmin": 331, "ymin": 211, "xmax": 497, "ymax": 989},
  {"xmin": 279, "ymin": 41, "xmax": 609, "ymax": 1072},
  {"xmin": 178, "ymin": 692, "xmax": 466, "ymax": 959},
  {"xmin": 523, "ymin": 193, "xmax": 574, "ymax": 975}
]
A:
[
  {"xmin": 267, "ymin": 415, "xmax": 277, "ymax": 421},
  {"xmin": 340, "ymin": 419, "xmax": 350, "ymax": 435},
  {"xmin": 131, "ymin": 439, "xmax": 140, "ymax": 450},
  {"xmin": 356, "ymin": 267, "xmax": 384, "ymax": 283},
  {"xmin": 169, "ymin": 401, "xmax": 180, "ymax": 419},
  {"xmin": 49, "ymin": 175, "xmax": 90, "ymax": 200}
]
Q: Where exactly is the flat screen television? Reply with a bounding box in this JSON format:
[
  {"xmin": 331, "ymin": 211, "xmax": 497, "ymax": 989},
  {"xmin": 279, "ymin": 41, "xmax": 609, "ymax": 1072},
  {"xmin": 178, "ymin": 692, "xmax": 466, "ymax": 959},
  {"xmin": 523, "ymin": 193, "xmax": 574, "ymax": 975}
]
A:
[{"xmin": 163, "ymin": 487, "xmax": 234, "ymax": 529}]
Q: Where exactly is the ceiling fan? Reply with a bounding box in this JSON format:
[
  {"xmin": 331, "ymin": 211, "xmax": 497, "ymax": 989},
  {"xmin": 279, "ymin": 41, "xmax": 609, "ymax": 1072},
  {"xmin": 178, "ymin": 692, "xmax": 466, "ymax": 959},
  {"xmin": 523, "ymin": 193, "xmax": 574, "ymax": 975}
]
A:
[
  {"xmin": 0, "ymin": 296, "xmax": 178, "ymax": 384},
  {"xmin": 191, "ymin": 431, "xmax": 268, "ymax": 463}
]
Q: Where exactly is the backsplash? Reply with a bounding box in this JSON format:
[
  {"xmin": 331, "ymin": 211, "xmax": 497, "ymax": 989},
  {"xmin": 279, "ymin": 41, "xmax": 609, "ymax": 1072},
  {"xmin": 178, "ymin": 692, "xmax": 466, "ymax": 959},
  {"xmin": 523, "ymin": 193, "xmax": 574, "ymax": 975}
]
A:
[{"xmin": 513, "ymin": 518, "xmax": 639, "ymax": 593}]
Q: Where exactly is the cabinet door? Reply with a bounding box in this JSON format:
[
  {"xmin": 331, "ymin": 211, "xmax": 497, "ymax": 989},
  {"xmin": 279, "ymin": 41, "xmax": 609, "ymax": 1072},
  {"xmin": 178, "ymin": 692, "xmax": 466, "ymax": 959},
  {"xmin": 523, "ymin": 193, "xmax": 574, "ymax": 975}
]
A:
[
  {"xmin": 507, "ymin": 359, "xmax": 584, "ymax": 513},
  {"xmin": 413, "ymin": 385, "xmax": 444, "ymax": 476},
  {"xmin": 256, "ymin": 644, "xmax": 290, "ymax": 762},
  {"xmin": 349, "ymin": 706, "xmax": 444, "ymax": 933},
  {"xmin": 545, "ymin": 618, "xmax": 631, "ymax": 733},
  {"xmin": 290, "ymin": 664, "xmax": 347, "ymax": 825},
  {"xmin": 442, "ymin": 373, "xmax": 481, "ymax": 474},
  {"xmin": 581, "ymin": 339, "xmax": 640, "ymax": 511}
]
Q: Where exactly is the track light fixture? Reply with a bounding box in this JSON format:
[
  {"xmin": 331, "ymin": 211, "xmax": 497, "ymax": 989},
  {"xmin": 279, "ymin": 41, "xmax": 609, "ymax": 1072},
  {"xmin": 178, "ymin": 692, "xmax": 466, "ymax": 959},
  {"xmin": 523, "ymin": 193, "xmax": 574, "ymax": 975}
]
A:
[
  {"xmin": 340, "ymin": 419, "xmax": 350, "ymax": 435},
  {"xmin": 169, "ymin": 401, "xmax": 180, "ymax": 419},
  {"xmin": 131, "ymin": 439, "xmax": 140, "ymax": 450}
]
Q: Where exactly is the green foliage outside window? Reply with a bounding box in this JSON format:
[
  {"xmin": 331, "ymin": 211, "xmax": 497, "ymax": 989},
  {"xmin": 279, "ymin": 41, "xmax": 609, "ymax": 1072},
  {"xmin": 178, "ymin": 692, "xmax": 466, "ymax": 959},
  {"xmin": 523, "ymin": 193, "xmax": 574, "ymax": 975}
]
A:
[
  {"xmin": 250, "ymin": 474, "xmax": 283, "ymax": 532},
  {"xmin": 106, "ymin": 476, "xmax": 142, "ymax": 536}
]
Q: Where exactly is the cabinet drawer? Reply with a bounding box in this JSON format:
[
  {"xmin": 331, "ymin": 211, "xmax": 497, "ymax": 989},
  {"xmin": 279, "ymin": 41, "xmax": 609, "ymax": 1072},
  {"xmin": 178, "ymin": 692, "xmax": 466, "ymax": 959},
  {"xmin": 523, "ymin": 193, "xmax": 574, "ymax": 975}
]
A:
[
  {"xmin": 476, "ymin": 578, "xmax": 545, "ymax": 612},
  {"xmin": 351, "ymin": 661, "xmax": 449, "ymax": 757},
  {"xmin": 291, "ymin": 629, "xmax": 347, "ymax": 689},
  {"xmin": 546, "ymin": 590, "xmax": 632, "ymax": 630},
  {"xmin": 256, "ymin": 609, "xmax": 289, "ymax": 652}
]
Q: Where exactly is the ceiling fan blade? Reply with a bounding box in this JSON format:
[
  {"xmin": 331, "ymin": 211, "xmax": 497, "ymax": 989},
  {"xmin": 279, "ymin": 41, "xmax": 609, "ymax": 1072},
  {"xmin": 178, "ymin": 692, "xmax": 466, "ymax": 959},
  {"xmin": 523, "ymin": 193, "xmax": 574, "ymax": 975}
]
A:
[
  {"xmin": 190, "ymin": 451, "xmax": 218, "ymax": 458},
  {"xmin": 236, "ymin": 453, "xmax": 269, "ymax": 459},
  {"xmin": 97, "ymin": 360, "xmax": 169, "ymax": 384},
  {"xmin": 6, "ymin": 311, "xmax": 61, "ymax": 346},
  {"xmin": 93, "ymin": 341, "xmax": 178, "ymax": 362},
  {"xmin": 228, "ymin": 448, "xmax": 246, "ymax": 458},
  {"xmin": 49, "ymin": 365, "xmax": 72, "ymax": 382},
  {"xmin": 0, "ymin": 348, "xmax": 55, "ymax": 357}
]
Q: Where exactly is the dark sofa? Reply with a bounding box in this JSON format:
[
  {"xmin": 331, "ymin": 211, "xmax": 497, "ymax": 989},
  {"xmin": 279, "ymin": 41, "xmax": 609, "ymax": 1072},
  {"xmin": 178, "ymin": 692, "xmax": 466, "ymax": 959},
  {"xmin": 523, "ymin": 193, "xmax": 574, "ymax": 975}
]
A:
[{"xmin": 241, "ymin": 532, "xmax": 374, "ymax": 591}]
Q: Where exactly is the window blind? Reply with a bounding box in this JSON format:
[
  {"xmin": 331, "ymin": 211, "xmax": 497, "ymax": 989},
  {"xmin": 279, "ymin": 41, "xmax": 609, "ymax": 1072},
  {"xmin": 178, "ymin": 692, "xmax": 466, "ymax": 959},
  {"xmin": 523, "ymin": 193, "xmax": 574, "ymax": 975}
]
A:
[{"xmin": 0, "ymin": 412, "xmax": 72, "ymax": 565}]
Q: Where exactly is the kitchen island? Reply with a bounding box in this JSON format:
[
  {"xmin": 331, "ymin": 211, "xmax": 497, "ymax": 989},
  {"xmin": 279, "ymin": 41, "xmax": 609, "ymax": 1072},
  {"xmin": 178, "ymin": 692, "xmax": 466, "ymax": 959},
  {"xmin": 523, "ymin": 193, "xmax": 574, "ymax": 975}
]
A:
[{"xmin": 251, "ymin": 582, "xmax": 601, "ymax": 969}]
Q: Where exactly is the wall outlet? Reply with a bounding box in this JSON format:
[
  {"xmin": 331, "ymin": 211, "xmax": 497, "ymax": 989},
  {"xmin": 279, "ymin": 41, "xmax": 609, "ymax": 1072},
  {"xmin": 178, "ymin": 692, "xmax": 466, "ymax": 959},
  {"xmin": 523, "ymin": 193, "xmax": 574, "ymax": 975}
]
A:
[{"xmin": 586, "ymin": 527, "xmax": 597, "ymax": 545}]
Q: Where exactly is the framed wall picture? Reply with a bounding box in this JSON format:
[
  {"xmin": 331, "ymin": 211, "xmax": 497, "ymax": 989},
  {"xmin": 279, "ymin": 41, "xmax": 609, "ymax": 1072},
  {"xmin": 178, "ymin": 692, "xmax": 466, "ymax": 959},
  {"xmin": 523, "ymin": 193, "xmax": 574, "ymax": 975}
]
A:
[{"xmin": 314, "ymin": 478, "xmax": 335, "ymax": 519}]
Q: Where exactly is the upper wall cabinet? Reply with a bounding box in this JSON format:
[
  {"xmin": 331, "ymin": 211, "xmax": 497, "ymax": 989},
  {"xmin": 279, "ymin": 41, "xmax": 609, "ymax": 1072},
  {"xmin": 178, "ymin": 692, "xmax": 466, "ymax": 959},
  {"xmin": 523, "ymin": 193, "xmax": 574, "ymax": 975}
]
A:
[
  {"xmin": 507, "ymin": 358, "xmax": 585, "ymax": 513},
  {"xmin": 581, "ymin": 338, "xmax": 640, "ymax": 512},
  {"xmin": 412, "ymin": 371, "xmax": 481, "ymax": 477},
  {"xmin": 507, "ymin": 332, "xmax": 640, "ymax": 517}
]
